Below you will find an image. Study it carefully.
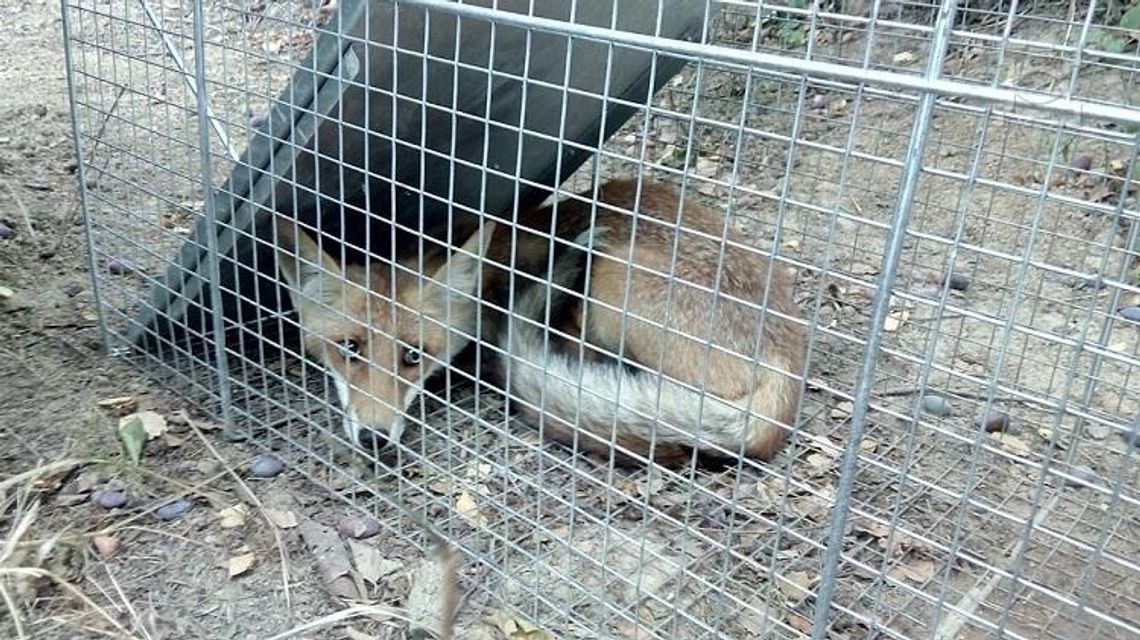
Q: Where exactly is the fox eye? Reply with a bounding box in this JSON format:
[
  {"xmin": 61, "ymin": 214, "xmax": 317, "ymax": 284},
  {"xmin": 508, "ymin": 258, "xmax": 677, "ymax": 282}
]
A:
[
  {"xmin": 336, "ymin": 339, "xmax": 361, "ymax": 360},
  {"xmin": 402, "ymin": 347, "xmax": 422, "ymax": 366}
]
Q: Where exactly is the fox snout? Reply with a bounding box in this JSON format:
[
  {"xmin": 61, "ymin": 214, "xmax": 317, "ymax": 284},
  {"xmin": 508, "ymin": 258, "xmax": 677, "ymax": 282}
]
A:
[{"xmin": 326, "ymin": 365, "xmax": 415, "ymax": 450}]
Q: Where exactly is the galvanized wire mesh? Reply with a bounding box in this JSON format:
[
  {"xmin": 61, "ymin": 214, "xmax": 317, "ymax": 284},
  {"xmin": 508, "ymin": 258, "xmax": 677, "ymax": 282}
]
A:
[{"xmin": 63, "ymin": 0, "xmax": 1139, "ymax": 638}]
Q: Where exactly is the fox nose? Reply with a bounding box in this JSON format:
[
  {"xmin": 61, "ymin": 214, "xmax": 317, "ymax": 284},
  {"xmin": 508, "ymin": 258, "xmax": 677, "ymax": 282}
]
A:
[{"xmin": 342, "ymin": 409, "xmax": 403, "ymax": 451}]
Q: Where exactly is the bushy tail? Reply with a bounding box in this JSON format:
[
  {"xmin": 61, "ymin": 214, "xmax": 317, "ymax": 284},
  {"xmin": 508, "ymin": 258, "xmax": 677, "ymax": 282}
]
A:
[{"xmin": 497, "ymin": 228, "xmax": 770, "ymax": 457}]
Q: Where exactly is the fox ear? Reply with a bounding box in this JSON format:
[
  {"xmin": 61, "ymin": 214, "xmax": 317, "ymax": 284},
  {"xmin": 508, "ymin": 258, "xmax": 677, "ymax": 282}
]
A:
[
  {"xmin": 422, "ymin": 221, "xmax": 496, "ymax": 319},
  {"xmin": 273, "ymin": 217, "xmax": 343, "ymax": 301},
  {"xmin": 429, "ymin": 221, "xmax": 496, "ymax": 297}
]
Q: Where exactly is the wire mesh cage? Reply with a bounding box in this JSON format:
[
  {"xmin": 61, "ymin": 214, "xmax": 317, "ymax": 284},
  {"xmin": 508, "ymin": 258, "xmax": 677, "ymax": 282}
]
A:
[{"xmin": 62, "ymin": 0, "xmax": 1140, "ymax": 638}]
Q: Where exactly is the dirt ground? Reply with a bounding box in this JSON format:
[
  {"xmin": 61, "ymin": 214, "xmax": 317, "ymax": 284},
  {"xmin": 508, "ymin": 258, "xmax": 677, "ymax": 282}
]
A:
[
  {"xmin": 3, "ymin": 1, "xmax": 1139, "ymax": 640},
  {"xmin": 0, "ymin": 2, "xmax": 388, "ymax": 639}
]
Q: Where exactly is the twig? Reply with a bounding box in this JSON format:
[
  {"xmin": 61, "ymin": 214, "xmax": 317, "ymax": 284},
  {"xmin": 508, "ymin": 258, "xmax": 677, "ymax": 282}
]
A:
[
  {"xmin": 186, "ymin": 419, "xmax": 293, "ymax": 609},
  {"xmin": 0, "ymin": 567, "xmax": 140, "ymax": 639},
  {"xmin": 877, "ymin": 387, "xmax": 1036, "ymax": 405},
  {"xmin": 0, "ymin": 581, "xmax": 25, "ymax": 640},
  {"xmin": 0, "ymin": 459, "xmax": 94, "ymax": 494},
  {"xmin": 55, "ymin": 86, "xmax": 126, "ymax": 255},
  {"xmin": 263, "ymin": 604, "xmax": 409, "ymax": 640},
  {"xmin": 435, "ymin": 537, "xmax": 458, "ymax": 640},
  {"xmin": 1, "ymin": 180, "xmax": 35, "ymax": 239}
]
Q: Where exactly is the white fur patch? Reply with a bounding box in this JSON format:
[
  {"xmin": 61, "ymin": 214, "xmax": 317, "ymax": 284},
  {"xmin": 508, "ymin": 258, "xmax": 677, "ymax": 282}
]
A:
[{"xmin": 328, "ymin": 370, "xmax": 360, "ymax": 445}]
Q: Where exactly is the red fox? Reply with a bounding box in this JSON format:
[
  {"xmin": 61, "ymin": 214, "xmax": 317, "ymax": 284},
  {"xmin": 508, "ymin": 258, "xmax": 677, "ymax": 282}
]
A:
[{"xmin": 273, "ymin": 179, "xmax": 805, "ymax": 466}]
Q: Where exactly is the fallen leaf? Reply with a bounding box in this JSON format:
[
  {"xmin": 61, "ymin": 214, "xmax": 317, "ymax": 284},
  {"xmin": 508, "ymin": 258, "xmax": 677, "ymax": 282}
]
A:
[
  {"xmin": 993, "ymin": 433, "xmax": 1033, "ymax": 457},
  {"xmin": 893, "ymin": 51, "xmax": 918, "ymax": 65},
  {"xmin": 695, "ymin": 155, "xmax": 718, "ymax": 177},
  {"xmin": 228, "ymin": 553, "xmax": 256, "ymax": 577},
  {"xmin": 831, "ymin": 400, "xmax": 854, "ymax": 420},
  {"xmin": 889, "ymin": 558, "xmax": 938, "ymax": 584},
  {"xmin": 884, "ymin": 308, "xmax": 910, "ymax": 331},
  {"xmin": 120, "ymin": 411, "xmax": 167, "ymax": 441},
  {"xmin": 777, "ymin": 570, "xmax": 815, "ymax": 603},
  {"xmin": 456, "ymin": 491, "xmax": 489, "ymax": 528},
  {"xmin": 117, "ymin": 416, "xmax": 146, "ymax": 465},
  {"xmin": 265, "ymin": 508, "xmax": 298, "ymax": 529},
  {"xmin": 217, "ymin": 504, "xmax": 248, "ymax": 529},
  {"xmin": 298, "ymin": 520, "xmax": 360, "ymax": 601},
  {"xmin": 75, "ymin": 470, "xmax": 103, "ymax": 493},
  {"xmin": 805, "ymin": 453, "xmax": 832, "ymax": 474},
  {"xmin": 490, "ymin": 610, "xmax": 554, "ymax": 640},
  {"xmin": 787, "ymin": 613, "xmax": 813, "ymax": 634},
  {"xmin": 97, "ymin": 396, "xmax": 138, "ymax": 414},
  {"xmin": 347, "ymin": 540, "xmax": 401, "ymax": 584},
  {"xmin": 853, "ymin": 519, "xmax": 890, "ymax": 539}
]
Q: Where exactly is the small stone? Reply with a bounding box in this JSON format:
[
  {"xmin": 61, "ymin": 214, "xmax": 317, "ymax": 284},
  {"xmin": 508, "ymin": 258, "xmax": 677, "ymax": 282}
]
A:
[
  {"xmin": 62, "ymin": 282, "xmax": 84, "ymax": 297},
  {"xmin": 1070, "ymin": 153, "xmax": 1093, "ymax": 173},
  {"xmin": 975, "ymin": 410, "xmax": 1019, "ymax": 434},
  {"xmin": 0, "ymin": 222, "xmax": 11, "ymax": 239},
  {"xmin": 92, "ymin": 535, "xmax": 119, "ymax": 559},
  {"xmin": 155, "ymin": 499, "xmax": 192, "ymax": 521},
  {"xmin": 107, "ymin": 258, "xmax": 135, "ymax": 275},
  {"xmin": 93, "ymin": 490, "xmax": 127, "ymax": 510},
  {"xmin": 1117, "ymin": 306, "xmax": 1140, "ymax": 323},
  {"xmin": 31, "ymin": 104, "xmax": 47, "ymax": 118},
  {"xmin": 1063, "ymin": 465, "xmax": 1097, "ymax": 488},
  {"xmin": 249, "ymin": 454, "xmax": 285, "ymax": 478},
  {"xmin": 943, "ymin": 272, "xmax": 970, "ymax": 292},
  {"xmin": 337, "ymin": 515, "xmax": 382, "ymax": 539},
  {"xmin": 810, "ymin": 94, "xmax": 829, "ymax": 110},
  {"xmin": 921, "ymin": 395, "xmax": 952, "ymax": 416}
]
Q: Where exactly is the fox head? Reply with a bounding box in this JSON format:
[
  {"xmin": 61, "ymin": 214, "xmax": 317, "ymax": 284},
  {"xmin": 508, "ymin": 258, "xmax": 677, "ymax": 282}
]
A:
[{"xmin": 273, "ymin": 218, "xmax": 496, "ymax": 448}]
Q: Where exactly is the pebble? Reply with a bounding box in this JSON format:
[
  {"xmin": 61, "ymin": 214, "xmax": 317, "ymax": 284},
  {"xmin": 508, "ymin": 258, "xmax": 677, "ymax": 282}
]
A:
[
  {"xmin": 1118, "ymin": 306, "xmax": 1140, "ymax": 323},
  {"xmin": 92, "ymin": 535, "xmax": 120, "ymax": 559},
  {"xmin": 155, "ymin": 499, "xmax": 192, "ymax": 521},
  {"xmin": 250, "ymin": 454, "xmax": 285, "ymax": 478},
  {"xmin": 943, "ymin": 272, "xmax": 970, "ymax": 292},
  {"xmin": 975, "ymin": 410, "xmax": 1020, "ymax": 434},
  {"xmin": 1070, "ymin": 153, "xmax": 1093, "ymax": 173},
  {"xmin": 921, "ymin": 394, "xmax": 952, "ymax": 416},
  {"xmin": 1063, "ymin": 465, "xmax": 1097, "ymax": 488},
  {"xmin": 107, "ymin": 258, "xmax": 135, "ymax": 275},
  {"xmin": 93, "ymin": 489, "xmax": 127, "ymax": 510},
  {"xmin": 336, "ymin": 515, "xmax": 382, "ymax": 539},
  {"xmin": 0, "ymin": 222, "xmax": 11, "ymax": 240}
]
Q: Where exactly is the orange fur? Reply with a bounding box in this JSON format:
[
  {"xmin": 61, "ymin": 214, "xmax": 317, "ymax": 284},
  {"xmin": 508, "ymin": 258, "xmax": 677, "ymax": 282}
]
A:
[{"xmin": 274, "ymin": 178, "xmax": 806, "ymax": 467}]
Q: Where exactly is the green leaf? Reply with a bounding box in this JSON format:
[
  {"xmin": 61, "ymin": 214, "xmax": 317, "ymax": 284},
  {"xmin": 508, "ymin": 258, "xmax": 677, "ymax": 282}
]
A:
[
  {"xmin": 118, "ymin": 416, "xmax": 146, "ymax": 465},
  {"xmin": 1120, "ymin": 4, "xmax": 1140, "ymax": 31}
]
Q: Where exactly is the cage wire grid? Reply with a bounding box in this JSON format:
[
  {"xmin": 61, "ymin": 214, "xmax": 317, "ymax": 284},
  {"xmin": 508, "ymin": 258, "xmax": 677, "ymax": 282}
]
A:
[{"xmin": 61, "ymin": 0, "xmax": 1140, "ymax": 638}]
